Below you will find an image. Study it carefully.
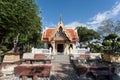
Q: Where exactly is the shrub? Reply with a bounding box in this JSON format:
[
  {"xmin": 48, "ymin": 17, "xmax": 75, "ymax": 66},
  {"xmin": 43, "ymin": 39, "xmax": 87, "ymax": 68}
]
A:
[
  {"xmin": 69, "ymin": 53, "xmax": 74, "ymax": 57},
  {"xmin": 1, "ymin": 46, "xmax": 7, "ymax": 52},
  {"xmin": 0, "ymin": 51, "xmax": 4, "ymax": 56}
]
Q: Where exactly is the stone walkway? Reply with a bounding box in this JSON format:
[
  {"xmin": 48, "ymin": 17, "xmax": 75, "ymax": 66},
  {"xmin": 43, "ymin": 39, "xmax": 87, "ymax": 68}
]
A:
[
  {"xmin": 50, "ymin": 55, "xmax": 120, "ymax": 80},
  {"xmin": 0, "ymin": 54, "xmax": 120, "ymax": 80},
  {"xmin": 50, "ymin": 55, "xmax": 91, "ymax": 80}
]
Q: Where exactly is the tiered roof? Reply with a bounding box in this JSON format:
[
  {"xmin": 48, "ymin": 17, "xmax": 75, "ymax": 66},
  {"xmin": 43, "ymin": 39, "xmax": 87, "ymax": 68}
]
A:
[{"xmin": 41, "ymin": 19, "xmax": 79, "ymax": 43}]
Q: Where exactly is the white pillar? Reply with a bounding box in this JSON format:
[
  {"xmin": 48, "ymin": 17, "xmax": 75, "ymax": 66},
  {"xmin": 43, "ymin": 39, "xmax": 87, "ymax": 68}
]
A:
[
  {"xmin": 32, "ymin": 47, "xmax": 34, "ymax": 53},
  {"xmin": 51, "ymin": 41, "xmax": 55, "ymax": 55},
  {"xmin": 64, "ymin": 43, "xmax": 67, "ymax": 55},
  {"xmin": 44, "ymin": 43, "xmax": 47, "ymax": 48},
  {"xmin": 49, "ymin": 47, "xmax": 52, "ymax": 54},
  {"xmin": 66, "ymin": 43, "xmax": 69, "ymax": 55},
  {"xmin": 73, "ymin": 43, "xmax": 76, "ymax": 49}
]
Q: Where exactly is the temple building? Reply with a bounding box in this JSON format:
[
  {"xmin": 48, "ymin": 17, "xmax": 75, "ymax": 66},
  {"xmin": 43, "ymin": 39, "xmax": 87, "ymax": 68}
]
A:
[{"xmin": 41, "ymin": 18, "xmax": 79, "ymax": 55}]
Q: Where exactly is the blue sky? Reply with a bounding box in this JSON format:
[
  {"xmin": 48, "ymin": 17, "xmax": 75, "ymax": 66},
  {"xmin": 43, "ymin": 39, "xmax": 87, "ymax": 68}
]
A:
[{"xmin": 37, "ymin": 0, "xmax": 120, "ymax": 30}]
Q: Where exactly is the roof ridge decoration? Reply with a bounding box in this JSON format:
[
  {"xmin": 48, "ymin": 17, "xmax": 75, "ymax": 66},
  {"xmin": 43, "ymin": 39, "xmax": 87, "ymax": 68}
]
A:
[
  {"xmin": 49, "ymin": 18, "xmax": 72, "ymax": 41},
  {"xmin": 60, "ymin": 15, "xmax": 62, "ymax": 24}
]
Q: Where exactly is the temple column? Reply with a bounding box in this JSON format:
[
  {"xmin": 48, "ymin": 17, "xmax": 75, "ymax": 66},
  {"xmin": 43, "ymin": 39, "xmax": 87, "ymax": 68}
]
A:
[
  {"xmin": 64, "ymin": 43, "xmax": 66, "ymax": 54},
  {"xmin": 44, "ymin": 43, "xmax": 47, "ymax": 48},
  {"xmin": 73, "ymin": 43, "xmax": 76, "ymax": 49},
  {"xmin": 51, "ymin": 41, "xmax": 56, "ymax": 55},
  {"xmin": 66, "ymin": 42, "xmax": 69, "ymax": 55}
]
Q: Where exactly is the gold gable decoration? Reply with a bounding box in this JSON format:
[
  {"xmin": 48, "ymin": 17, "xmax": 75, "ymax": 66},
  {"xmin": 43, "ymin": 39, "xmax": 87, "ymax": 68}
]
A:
[
  {"xmin": 53, "ymin": 27, "xmax": 69, "ymax": 41},
  {"xmin": 49, "ymin": 19, "xmax": 71, "ymax": 41}
]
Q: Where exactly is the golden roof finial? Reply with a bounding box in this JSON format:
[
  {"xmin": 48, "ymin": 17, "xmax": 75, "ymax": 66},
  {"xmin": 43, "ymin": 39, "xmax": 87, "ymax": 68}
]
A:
[{"xmin": 60, "ymin": 14, "xmax": 62, "ymax": 24}]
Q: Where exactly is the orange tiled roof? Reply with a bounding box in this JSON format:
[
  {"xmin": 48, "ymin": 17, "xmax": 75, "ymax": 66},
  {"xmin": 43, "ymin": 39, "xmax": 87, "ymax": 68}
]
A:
[
  {"xmin": 66, "ymin": 29, "xmax": 75, "ymax": 38},
  {"xmin": 44, "ymin": 29, "xmax": 54, "ymax": 38},
  {"xmin": 41, "ymin": 28, "xmax": 79, "ymax": 42}
]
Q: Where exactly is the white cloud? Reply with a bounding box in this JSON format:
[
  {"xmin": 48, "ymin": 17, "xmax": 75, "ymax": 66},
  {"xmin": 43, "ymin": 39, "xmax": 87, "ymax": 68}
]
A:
[
  {"xmin": 112, "ymin": 2, "xmax": 120, "ymax": 15},
  {"xmin": 65, "ymin": 21, "xmax": 87, "ymax": 29},
  {"xmin": 87, "ymin": 2, "xmax": 120, "ymax": 29},
  {"xmin": 65, "ymin": 2, "xmax": 120, "ymax": 30}
]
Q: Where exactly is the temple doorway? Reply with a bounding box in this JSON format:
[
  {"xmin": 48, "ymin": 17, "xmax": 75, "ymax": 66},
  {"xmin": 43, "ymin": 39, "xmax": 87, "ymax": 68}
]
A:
[{"xmin": 57, "ymin": 44, "xmax": 64, "ymax": 53}]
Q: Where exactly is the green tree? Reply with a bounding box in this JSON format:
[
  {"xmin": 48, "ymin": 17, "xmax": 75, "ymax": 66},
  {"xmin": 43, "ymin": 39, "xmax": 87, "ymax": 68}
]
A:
[
  {"xmin": 88, "ymin": 43, "xmax": 103, "ymax": 53},
  {"xmin": 102, "ymin": 40, "xmax": 111, "ymax": 50},
  {"xmin": 102, "ymin": 34, "xmax": 120, "ymax": 52},
  {"xmin": 0, "ymin": 0, "xmax": 42, "ymax": 52},
  {"xmin": 76, "ymin": 26, "xmax": 100, "ymax": 43}
]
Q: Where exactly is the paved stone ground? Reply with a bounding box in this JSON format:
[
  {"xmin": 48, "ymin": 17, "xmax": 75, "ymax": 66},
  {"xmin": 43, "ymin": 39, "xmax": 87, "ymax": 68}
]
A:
[
  {"xmin": 50, "ymin": 55, "xmax": 120, "ymax": 80},
  {"xmin": 0, "ymin": 54, "xmax": 120, "ymax": 80},
  {"xmin": 50, "ymin": 55, "xmax": 92, "ymax": 80}
]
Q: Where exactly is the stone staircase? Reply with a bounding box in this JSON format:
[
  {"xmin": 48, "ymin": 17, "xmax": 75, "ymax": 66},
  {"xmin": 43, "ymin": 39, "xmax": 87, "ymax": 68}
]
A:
[
  {"xmin": 51, "ymin": 54, "xmax": 82, "ymax": 80},
  {"xmin": 52, "ymin": 55, "xmax": 70, "ymax": 63},
  {"xmin": 51, "ymin": 54, "xmax": 120, "ymax": 80}
]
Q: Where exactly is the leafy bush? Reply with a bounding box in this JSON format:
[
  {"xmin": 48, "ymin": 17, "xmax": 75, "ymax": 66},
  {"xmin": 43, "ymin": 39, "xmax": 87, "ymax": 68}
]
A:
[
  {"xmin": 1, "ymin": 46, "xmax": 7, "ymax": 52},
  {"xmin": 0, "ymin": 51, "xmax": 4, "ymax": 56},
  {"xmin": 69, "ymin": 53, "xmax": 74, "ymax": 57}
]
